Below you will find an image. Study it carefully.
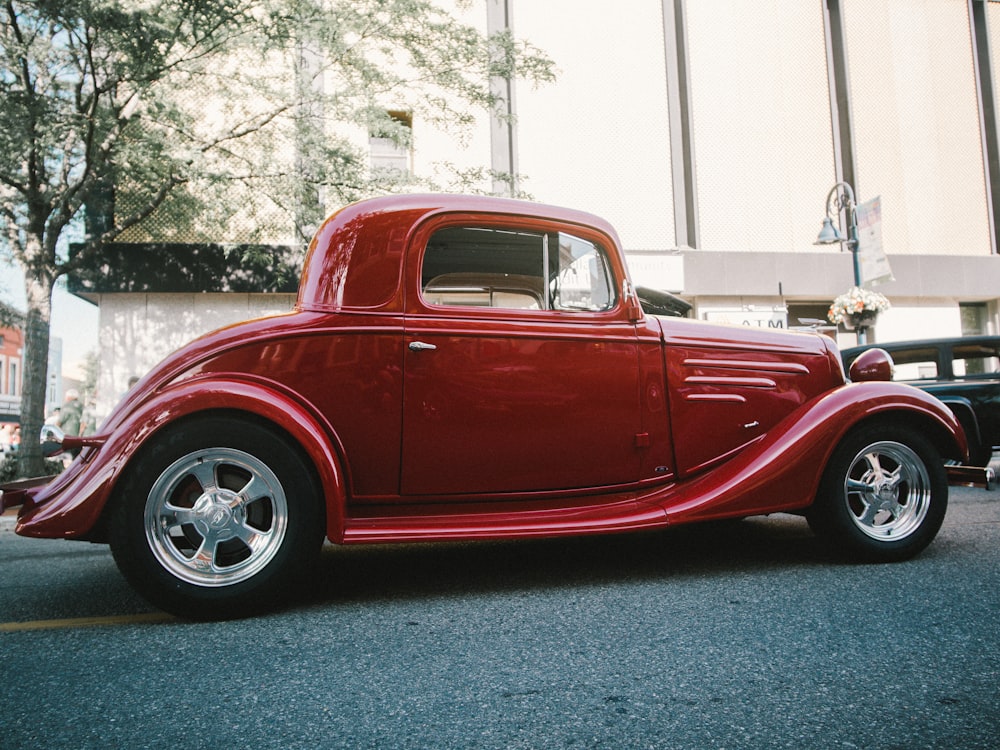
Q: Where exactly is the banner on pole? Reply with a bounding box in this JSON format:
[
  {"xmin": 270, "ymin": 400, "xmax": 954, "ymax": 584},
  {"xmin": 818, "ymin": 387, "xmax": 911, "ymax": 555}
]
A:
[{"xmin": 856, "ymin": 196, "xmax": 893, "ymax": 286}]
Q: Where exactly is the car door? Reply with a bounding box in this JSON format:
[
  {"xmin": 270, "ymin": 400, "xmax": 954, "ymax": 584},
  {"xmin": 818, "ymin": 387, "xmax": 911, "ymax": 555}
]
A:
[{"xmin": 400, "ymin": 218, "xmax": 644, "ymax": 498}]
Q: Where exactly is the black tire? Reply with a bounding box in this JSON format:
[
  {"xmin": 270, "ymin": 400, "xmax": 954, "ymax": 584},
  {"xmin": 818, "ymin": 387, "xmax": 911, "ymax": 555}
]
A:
[
  {"xmin": 807, "ymin": 423, "xmax": 948, "ymax": 562},
  {"xmin": 108, "ymin": 416, "xmax": 324, "ymax": 619}
]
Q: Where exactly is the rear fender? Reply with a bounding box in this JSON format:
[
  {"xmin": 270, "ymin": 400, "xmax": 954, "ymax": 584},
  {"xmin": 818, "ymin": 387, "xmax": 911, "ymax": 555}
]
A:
[{"xmin": 16, "ymin": 377, "xmax": 348, "ymax": 542}]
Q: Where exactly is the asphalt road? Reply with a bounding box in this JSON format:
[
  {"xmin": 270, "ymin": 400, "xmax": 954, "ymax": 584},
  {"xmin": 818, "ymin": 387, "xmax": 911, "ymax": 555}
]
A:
[{"xmin": 2, "ymin": 484, "xmax": 999, "ymax": 750}]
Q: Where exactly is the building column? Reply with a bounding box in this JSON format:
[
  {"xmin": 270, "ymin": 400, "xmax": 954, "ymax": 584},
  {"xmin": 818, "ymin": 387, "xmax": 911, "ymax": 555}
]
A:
[
  {"xmin": 970, "ymin": 0, "xmax": 1000, "ymax": 256},
  {"xmin": 487, "ymin": 0, "xmax": 519, "ymax": 196},
  {"xmin": 661, "ymin": 0, "xmax": 699, "ymax": 249}
]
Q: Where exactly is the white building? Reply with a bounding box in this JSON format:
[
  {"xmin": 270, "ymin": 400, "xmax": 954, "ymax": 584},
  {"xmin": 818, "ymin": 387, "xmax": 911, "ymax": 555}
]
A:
[{"xmin": 73, "ymin": 0, "xmax": 1000, "ymax": 416}]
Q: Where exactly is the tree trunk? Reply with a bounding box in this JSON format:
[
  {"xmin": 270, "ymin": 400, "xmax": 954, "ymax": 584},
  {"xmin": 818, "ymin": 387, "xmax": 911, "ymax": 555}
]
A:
[{"xmin": 17, "ymin": 265, "xmax": 54, "ymax": 478}]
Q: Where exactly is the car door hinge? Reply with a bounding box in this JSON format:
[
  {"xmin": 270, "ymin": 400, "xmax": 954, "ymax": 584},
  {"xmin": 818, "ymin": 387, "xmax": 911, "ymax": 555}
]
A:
[{"xmin": 634, "ymin": 432, "xmax": 650, "ymax": 448}]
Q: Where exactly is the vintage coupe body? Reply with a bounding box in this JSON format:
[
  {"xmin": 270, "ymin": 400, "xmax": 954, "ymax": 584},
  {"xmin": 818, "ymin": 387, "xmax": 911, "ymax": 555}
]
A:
[{"xmin": 2, "ymin": 194, "xmax": 981, "ymax": 618}]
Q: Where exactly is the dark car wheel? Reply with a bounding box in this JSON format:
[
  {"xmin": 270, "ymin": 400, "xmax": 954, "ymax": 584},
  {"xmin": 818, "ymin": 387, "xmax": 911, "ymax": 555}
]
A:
[
  {"xmin": 807, "ymin": 423, "xmax": 947, "ymax": 562},
  {"xmin": 108, "ymin": 417, "xmax": 324, "ymax": 619}
]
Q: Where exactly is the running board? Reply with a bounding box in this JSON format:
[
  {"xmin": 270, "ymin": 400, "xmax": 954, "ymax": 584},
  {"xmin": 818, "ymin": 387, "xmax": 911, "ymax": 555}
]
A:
[
  {"xmin": 342, "ymin": 501, "xmax": 668, "ymax": 544},
  {"xmin": 946, "ymin": 464, "xmax": 995, "ymax": 490}
]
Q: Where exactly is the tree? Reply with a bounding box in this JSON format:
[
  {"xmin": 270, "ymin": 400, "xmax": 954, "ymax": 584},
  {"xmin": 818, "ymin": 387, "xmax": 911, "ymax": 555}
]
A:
[{"xmin": 1, "ymin": 0, "xmax": 554, "ymax": 476}]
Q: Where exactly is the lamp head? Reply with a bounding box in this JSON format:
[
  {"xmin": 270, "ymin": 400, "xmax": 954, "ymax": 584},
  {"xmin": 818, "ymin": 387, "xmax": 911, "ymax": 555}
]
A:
[{"xmin": 814, "ymin": 216, "xmax": 846, "ymax": 245}]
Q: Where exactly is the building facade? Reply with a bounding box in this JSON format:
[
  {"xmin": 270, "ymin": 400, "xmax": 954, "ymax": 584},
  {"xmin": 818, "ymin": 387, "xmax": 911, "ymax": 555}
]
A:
[
  {"xmin": 507, "ymin": 0, "xmax": 1000, "ymax": 345},
  {"xmin": 0, "ymin": 324, "xmax": 24, "ymax": 424},
  {"xmin": 0, "ymin": 322, "xmax": 65, "ymax": 426},
  {"xmin": 76, "ymin": 0, "xmax": 1000, "ymax": 416}
]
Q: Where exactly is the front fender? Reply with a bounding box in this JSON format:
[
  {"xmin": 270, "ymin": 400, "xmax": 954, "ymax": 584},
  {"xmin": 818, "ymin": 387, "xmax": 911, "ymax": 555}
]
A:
[
  {"xmin": 16, "ymin": 377, "xmax": 349, "ymax": 543},
  {"xmin": 658, "ymin": 381, "xmax": 966, "ymax": 524}
]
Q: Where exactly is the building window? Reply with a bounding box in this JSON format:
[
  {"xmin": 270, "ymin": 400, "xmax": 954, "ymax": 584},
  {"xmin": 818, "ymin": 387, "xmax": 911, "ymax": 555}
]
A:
[
  {"xmin": 47, "ymin": 371, "xmax": 59, "ymax": 407},
  {"xmin": 8, "ymin": 358, "xmax": 18, "ymax": 397},
  {"xmin": 787, "ymin": 302, "xmax": 838, "ymax": 338},
  {"xmin": 369, "ymin": 110, "xmax": 412, "ymax": 176},
  {"xmin": 961, "ymin": 302, "xmax": 989, "ymax": 335}
]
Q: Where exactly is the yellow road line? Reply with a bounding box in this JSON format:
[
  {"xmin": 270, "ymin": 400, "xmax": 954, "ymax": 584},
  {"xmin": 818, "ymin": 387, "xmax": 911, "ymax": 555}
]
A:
[{"xmin": 0, "ymin": 612, "xmax": 176, "ymax": 632}]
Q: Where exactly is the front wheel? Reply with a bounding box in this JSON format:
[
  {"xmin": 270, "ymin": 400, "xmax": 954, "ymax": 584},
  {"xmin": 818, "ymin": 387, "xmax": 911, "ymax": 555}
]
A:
[
  {"xmin": 807, "ymin": 423, "xmax": 948, "ymax": 562},
  {"xmin": 109, "ymin": 417, "xmax": 324, "ymax": 619}
]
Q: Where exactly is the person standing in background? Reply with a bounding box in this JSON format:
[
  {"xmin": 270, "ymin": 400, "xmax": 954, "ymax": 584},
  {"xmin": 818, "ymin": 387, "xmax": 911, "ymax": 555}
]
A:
[{"xmin": 57, "ymin": 389, "xmax": 83, "ymax": 437}]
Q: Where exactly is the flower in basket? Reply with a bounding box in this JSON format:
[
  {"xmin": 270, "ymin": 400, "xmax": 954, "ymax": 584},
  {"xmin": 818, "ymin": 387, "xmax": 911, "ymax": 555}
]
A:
[{"xmin": 827, "ymin": 286, "xmax": 891, "ymax": 325}]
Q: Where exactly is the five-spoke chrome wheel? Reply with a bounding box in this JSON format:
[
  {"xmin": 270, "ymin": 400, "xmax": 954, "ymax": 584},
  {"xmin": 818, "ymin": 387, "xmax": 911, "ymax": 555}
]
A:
[
  {"xmin": 808, "ymin": 423, "xmax": 947, "ymax": 562},
  {"xmin": 841, "ymin": 440, "xmax": 931, "ymax": 542},
  {"xmin": 109, "ymin": 417, "xmax": 323, "ymax": 619},
  {"xmin": 144, "ymin": 448, "xmax": 289, "ymax": 587}
]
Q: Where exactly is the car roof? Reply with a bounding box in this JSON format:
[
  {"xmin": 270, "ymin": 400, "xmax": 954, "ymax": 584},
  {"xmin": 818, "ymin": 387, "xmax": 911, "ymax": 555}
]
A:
[
  {"xmin": 842, "ymin": 335, "xmax": 1000, "ymax": 357},
  {"xmin": 296, "ymin": 193, "xmax": 623, "ymax": 312}
]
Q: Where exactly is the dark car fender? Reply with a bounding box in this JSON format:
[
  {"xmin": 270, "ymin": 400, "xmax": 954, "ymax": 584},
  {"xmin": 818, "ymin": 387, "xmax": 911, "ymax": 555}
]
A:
[
  {"xmin": 929, "ymin": 395, "xmax": 982, "ymax": 445},
  {"xmin": 15, "ymin": 376, "xmax": 350, "ymax": 543},
  {"xmin": 655, "ymin": 380, "xmax": 967, "ymax": 524}
]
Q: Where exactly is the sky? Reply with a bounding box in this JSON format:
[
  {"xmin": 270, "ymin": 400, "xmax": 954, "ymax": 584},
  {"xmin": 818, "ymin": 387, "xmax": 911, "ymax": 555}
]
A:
[{"xmin": 2, "ymin": 261, "xmax": 100, "ymax": 381}]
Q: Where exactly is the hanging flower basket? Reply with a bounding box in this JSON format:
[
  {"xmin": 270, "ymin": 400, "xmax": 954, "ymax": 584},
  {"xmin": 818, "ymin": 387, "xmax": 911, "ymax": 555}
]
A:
[{"xmin": 827, "ymin": 286, "xmax": 890, "ymax": 329}]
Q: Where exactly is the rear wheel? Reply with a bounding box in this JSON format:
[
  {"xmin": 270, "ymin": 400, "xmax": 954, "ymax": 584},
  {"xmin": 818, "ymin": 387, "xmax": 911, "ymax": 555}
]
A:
[
  {"xmin": 807, "ymin": 423, "xmax": 947, "ymax": 562},
  {"xmin": 109, "ymin": 417, "xmax": 324, "ymax": 619}
]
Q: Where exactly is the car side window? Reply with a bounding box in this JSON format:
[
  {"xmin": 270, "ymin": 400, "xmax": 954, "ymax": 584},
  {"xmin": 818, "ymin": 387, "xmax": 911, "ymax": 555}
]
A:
[
  {"xmin": 551, "ymin": 233, "xmax": 614, "ymax": 311},
  {"xmin": 421, "ymin": 226, "xmax": 615, "ymax": 312},
  {"xmin": 887, "ymin": 347, "xmax": 940, "ymax": 380},
  {"xmin": 952, "ymin": 342, "xmax": 1000, "ymax": 377}
]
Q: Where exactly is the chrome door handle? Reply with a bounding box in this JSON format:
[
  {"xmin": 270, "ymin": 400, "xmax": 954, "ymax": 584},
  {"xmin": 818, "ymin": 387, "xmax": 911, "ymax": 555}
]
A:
[{"xmin": 408, "ymin": 341, "xmax": 437, "ymax": 352}]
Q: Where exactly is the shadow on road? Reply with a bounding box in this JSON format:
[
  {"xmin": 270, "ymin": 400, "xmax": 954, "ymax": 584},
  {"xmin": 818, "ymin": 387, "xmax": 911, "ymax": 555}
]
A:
[{"xmin": 302, "ymin": 514, "xmax": 835, "ymax": 608}]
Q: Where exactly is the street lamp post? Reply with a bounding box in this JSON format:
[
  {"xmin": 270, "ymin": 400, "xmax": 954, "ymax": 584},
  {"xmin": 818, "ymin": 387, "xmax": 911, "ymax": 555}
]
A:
[{"xmin": 815, "ymin": 181, "xmax": 867, "ymax": 343}]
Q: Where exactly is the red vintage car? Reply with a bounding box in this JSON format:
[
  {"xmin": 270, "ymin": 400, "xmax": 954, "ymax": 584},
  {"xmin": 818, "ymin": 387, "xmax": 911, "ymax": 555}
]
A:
[{"xmin": 1, "ymin": 194, "xmax": 989, "ymax": 619}]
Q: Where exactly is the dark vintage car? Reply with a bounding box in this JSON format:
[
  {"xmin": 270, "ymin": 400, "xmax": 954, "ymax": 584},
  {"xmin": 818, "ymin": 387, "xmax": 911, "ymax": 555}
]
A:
[
  {"xmin": 843, "ymin": 337, "xmax": 1000, "ymax": 466},
  {"xmin": 1, "ymin": 194, "xmax": 989, "ymax": 619}
]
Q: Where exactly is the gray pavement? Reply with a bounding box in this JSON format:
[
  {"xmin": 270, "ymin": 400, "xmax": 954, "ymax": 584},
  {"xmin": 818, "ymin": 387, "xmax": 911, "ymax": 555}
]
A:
[{"xmin": 2, "ymin": 481, "xmax": 999, "ymax": 749}]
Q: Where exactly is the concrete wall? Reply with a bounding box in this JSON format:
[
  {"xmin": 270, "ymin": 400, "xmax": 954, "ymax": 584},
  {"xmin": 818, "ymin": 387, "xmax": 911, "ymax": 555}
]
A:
[{"xmin": 96, "ymin": 293, "xmax": 296, "ymax": 418}]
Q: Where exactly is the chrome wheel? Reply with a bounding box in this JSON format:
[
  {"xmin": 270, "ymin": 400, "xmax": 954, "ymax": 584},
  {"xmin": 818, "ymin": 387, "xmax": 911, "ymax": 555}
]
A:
[
  {"xmin": 110, "ymin": 417, "xmax": 323, "ymax": 619},
  {"xmin": 809, "ymin": 423, "xmax": 947, "ymax": 562},
  {"xmin": 842, "ymin": 440, "xmax": 930, "ymax": 542},
  {"xmin": 144, "ymin": 447, "xmax": 289, "ymax": 587}
]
